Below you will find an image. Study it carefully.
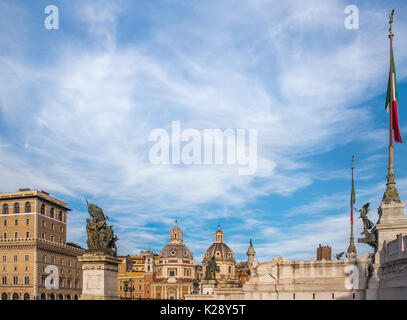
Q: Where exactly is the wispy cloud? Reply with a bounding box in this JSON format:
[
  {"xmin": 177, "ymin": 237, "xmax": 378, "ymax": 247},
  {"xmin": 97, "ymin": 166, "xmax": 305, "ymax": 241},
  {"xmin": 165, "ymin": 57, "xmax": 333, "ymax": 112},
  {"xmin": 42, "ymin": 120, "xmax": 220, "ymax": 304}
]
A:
[{"xmin": 0, "ymin": 0, "xmax": 407, "ymax": 262}]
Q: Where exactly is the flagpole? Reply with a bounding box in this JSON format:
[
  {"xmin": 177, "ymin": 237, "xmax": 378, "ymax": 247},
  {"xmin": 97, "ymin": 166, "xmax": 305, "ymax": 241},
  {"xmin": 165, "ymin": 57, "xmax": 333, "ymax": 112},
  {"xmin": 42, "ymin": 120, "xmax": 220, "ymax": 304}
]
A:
[
  {"xmin": 383, "ymin": 9, "xmax": 400, "ymax": 203},
  {"xmin": 347, "ymin": 155, "xmax": 357, "ymax": 256}
]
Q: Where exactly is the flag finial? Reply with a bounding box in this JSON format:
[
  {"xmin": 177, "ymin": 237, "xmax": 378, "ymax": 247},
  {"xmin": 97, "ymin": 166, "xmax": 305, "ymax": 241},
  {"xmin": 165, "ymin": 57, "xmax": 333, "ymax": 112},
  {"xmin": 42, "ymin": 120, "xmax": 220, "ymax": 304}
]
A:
[{"xmin": 389, "ymin": 9, "xmax": 395, "ymax": 38}]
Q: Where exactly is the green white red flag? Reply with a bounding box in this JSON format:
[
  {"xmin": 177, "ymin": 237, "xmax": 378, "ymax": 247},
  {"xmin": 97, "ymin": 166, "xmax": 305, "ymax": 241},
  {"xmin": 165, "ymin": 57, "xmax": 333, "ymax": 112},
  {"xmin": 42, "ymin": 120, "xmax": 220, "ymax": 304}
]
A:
[{"xmin": 385, "ymin": 50, "xmax": 402, "ymax": 143}]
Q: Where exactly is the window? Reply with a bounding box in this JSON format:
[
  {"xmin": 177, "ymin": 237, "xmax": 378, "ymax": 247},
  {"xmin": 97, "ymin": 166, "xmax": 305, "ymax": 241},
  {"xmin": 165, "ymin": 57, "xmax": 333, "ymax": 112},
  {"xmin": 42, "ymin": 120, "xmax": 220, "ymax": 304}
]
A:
[
  {"xmin": 40, "ymin": 204, "xmax": 45, "ymax": 215},
  {"xmin": 41, "ymin": 232, "xmax": 45, "ymax": 239},
  {"xmin": 41, "ymin": 255, "xmax": 46, "ymax": 263},
  {"xmin": 169, "ymin": 270, "xmax": 175, "ymax": 277},
  {"xmin": 24, "ymin": 276, "xmax": 30, "ymax": 285},
  {"xmin": 14, "ymin": 255, "xmax": 18, "ymax": 262},
  {"xmin": 313, "ymin": 293, "xmax": 316, "ymax": 300},
  {"xmin": 42, "ymin": 220, "xmax": 46, "ymax": 227},
  {"xmin": 50, "ymin": 235, "xmax": 54, "ymax": 242},
  {"xmin": 229, "ymin": 266, "xmax": 232, "ymax": 273},
  {"xmin": 332, "ymin": 293, "xmax": 335, "ymax": 299},
  {"xmin": 2, "ymin": 255, "xmax": 6, "ymax": 262},
  {"xmin": 58, "ymin": 211, "xmax": 63, "ymax": 221},
  {"xmin": 25, "ymin": 202, "xmax": 31, "ymax": 213},
  {"xmin": 3, "ymin": 220, "xmax": 6, "ymax": 226},
  {"xmin": 13, "ymin": 276, "xmax": 18, "ymax": 285},
  {"xmin": 50, "ymin": 208, "xmax": 54, "ymax": 218},
  {"xmin": 14, "ymin": 232, "xmax": 18, "ymax": 239},
  {"xmin": 3, "ymin": 233, "xmax": 7, "ymax": 239},
  {"xmin": 3, "ymin": 204, "xmax": 8, "ymax": 214},
  {"xmin": 2, "ymin": 276, "xmax": 7, "ymax": 284},
  {"xmin": 14, "ymin": 203, "xmax": 20, "ymax": 214},
  {"xmin": 51, "ymin": 223, "xmax": 54, "ymax": 230},
  {"xmin": 14, "ymin": 219, "xmax": 18, "ymax": 226},
  {"xmin": 26, "ymin": 219, "xmax": 29, "ymax": 225},
  {"xmin": 25, "ymin": 231, "xmax": 30, "ymax": 238}
]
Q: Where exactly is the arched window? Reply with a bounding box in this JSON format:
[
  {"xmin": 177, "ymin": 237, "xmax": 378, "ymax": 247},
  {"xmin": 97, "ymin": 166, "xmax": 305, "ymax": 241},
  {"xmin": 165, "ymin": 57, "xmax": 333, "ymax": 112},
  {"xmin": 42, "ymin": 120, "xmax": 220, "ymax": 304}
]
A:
[
  {"xmin": 66, "ymin": 294, "xmax": 71, "ymax": 300},
  {"xmin": 50, "ymin": 208, "xmax": 54, "ymax": 218},
  {"xmin": 40, "ymin": 293, "xmax": 46, "ymax": 300},
  {"xmin": 25, "ymin": 202, "xmax": 31, "ymax": 213},
  {"xmin": 3, "ymin": 204, "xmax": 8, "ymax": 215},
  {"xmin": 58, "ymin": 211, "xmax": 63, "ymax": 221},
  {"xmin": 58, "ymin": 294, "xmax": 63, "ymax": 300},
  {"xmin": 49, "ymin": 293, "xmax": 55, "ymax": 300},
  {"xmin": 23, "ymin": 293, "xmax": 30, "ymax": 300},
  {"xmin": 14, "ymin": 203, "xmax": 20, "ymax": 214},
  {"xmin": 74, "ymin": 295, "xmax": 79, "ymax": 300},
  {"xmin": 40, "ymin": 204, "xmax": 45, "ymax": 215},
  {"xmin": 1, "ymin": 293, "xmax": 8, "ymax": 300},
  {"xmin": 12, "ymin": 293, "xmax": 19, "ymax": 300}
]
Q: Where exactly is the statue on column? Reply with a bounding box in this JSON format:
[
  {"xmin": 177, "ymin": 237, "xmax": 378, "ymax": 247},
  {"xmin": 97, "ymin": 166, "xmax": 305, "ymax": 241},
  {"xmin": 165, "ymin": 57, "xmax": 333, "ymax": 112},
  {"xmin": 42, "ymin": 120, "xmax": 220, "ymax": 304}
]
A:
[
  {"xmin": 85, "ymin": 200, "xmax": 118, "ymax": 257},
  {"xmin": 205, "ymin": 257, "xmax": 219, "ymax": 280}
]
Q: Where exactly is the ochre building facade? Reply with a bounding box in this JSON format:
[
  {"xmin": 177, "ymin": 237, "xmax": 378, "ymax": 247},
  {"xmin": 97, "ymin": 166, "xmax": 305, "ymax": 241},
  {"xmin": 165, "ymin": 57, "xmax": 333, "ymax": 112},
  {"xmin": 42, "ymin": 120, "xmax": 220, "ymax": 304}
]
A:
[{"xmin": 0, "ymin": 189, "xmax": 85, "ymax": 300}]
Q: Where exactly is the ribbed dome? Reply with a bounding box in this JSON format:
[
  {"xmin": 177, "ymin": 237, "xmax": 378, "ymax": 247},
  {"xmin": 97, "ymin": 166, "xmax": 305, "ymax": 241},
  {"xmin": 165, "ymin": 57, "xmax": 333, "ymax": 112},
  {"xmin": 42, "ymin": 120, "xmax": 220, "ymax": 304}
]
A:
[
  {"xmin": 160, "ymin": 243, "xmax": 193, "ymax": 259},
  {"xmin": 203, "ymin": 226, "xmax": 235, "ymax": 263},
  {"xmin": 203, "ymin": 242, "xmax": 235, "ymax": 263}
]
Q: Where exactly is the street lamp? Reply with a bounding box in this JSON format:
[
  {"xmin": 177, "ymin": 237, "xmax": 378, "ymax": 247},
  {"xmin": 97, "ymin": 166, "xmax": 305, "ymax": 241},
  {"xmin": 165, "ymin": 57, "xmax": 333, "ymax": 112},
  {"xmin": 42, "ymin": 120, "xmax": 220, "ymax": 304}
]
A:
[{"xmin": 123, "ymin": 279, "xmax": 135, "ymax": 300}]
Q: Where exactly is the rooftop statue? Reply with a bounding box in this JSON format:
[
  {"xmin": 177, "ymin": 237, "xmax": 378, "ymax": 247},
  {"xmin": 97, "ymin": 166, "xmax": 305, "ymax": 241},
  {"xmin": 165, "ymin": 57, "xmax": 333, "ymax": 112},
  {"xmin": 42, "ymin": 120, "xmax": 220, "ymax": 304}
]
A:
[
  {"xmin": 335, "ymin": 252, "xmax": 345, "ymax": 260},
  {"xmin": 357, "ymin": 202, "xmax": 377, "ymax": 249},
  {"xmin": 85, "ymin": 200, "xmax": 118, "ymax": 257}
]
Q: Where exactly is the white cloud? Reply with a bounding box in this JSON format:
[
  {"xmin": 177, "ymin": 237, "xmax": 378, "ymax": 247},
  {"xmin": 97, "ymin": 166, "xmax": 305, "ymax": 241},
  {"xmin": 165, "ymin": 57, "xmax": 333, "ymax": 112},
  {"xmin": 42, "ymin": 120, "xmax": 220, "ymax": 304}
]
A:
[{"xmin": 0, "ymin": 0, "xmax": 406, "ymax": 260}]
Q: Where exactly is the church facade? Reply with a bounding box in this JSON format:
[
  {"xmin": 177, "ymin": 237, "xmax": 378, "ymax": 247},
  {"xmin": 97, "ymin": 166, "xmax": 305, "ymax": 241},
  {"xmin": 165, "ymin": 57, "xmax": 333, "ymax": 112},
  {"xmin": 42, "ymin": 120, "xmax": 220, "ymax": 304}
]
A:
[{"xmin": 150, "ymin": 222, "xmax": 200, "ymax": 299}]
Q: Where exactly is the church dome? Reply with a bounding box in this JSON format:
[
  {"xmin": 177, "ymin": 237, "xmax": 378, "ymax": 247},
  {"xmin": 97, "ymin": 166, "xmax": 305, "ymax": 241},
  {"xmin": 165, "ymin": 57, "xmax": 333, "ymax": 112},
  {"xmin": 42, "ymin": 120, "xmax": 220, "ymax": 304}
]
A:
[
  {"xmin": 159, "ymin": 221, "xmax": 193, "ymax": 259},
  {"xmin": 160, "ymin": 243, "xmax": 193, "ymax": 259},
  {"xmin": 202, "ymin": 226, "xmax": 235, "ymax": 263}
]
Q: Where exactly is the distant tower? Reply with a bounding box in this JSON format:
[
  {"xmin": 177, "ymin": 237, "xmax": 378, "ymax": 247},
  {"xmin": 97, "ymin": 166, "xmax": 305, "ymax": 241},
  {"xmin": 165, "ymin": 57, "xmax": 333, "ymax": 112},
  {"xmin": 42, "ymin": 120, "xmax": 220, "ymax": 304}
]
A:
[
  {"xmin": 316, "ymin": 244, "xmax": 332, "ymax": 260},
  {"xmin": 247, "ymin": 238, "xmax": 256, "ymax": 263}
]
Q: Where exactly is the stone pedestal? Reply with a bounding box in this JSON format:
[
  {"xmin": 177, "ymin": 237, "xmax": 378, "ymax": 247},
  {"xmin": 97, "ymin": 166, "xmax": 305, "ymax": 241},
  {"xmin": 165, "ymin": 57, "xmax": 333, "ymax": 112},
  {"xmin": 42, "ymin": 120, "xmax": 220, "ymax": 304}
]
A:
[
  {"xmin": 374, "ymin": 201, "xmax": 407, "ymax": 264},
  {"xmin": 202, "ymin": 280, "xmax": 217, "ymax": 295},
  {"xmin": 78, "ymin": 253, "xmax": 121, "ymax": 300},
  {"xmin": 365, "ymin": 201, "xmax": 407, "ymax": 299}
]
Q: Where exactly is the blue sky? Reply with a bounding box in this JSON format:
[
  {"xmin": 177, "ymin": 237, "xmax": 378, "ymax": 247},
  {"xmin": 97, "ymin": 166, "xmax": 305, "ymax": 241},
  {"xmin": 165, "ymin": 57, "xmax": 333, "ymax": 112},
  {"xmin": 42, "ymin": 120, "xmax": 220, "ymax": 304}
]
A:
[{"xmin": 1, "ymin": 0, "xmax": 407, "ymax": 263}]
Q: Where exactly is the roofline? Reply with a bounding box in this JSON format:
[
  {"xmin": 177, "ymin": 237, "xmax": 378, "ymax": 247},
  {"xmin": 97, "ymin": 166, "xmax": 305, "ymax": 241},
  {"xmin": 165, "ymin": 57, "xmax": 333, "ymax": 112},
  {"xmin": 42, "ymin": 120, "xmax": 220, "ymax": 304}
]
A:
[{"xmin": 0, "ymin": 190, "xmax": 71, "ymax": 211}]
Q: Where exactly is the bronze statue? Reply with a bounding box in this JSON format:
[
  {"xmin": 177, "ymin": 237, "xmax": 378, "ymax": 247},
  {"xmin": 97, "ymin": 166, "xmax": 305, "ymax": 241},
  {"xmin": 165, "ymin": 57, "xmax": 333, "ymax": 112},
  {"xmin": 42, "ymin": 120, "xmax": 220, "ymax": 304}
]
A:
[
  {"xmin": 205, "ymin": 257, "xmax": 219, "ymax": 281},
  {"xmin": 85, "ymin": 200, "xmax": 118, "ymax": 257},
  {"xmin": 335, "ymin": 252, "xmax": 344, "ymax": 260},
  {"xmin": 356, "ymin": 203, "xmax": 377, "ymax": 249}
]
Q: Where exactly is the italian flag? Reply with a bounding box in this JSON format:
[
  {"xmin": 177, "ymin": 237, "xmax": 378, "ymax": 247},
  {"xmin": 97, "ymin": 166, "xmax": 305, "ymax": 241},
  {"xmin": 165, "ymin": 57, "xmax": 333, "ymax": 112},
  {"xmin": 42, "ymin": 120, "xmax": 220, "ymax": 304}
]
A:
[
  {"xmin": 385, "ymin": 50, "xmax": 402, "ymax": 143},
  {"xmin": 351, "ymin": 172, "xmax": 355, "ymax": 224}
]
